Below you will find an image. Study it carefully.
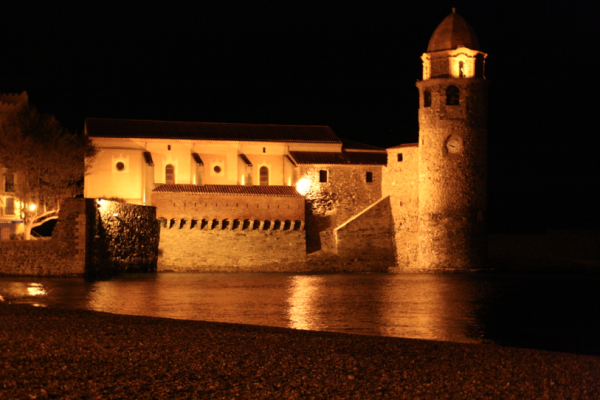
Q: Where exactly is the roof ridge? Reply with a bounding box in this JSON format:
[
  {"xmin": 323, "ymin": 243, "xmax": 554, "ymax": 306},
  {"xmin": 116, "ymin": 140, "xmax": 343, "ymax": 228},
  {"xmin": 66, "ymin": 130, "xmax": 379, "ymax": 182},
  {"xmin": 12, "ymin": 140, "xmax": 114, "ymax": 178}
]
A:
[{"xmin": 86, "ymin": 117, "xmax": 333, "ymax": 129}]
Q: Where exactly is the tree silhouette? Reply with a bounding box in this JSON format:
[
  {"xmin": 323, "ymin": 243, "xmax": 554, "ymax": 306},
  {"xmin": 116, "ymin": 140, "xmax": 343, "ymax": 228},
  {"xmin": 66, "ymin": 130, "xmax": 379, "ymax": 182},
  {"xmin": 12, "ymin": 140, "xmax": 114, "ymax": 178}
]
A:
[{"xmin": 0, "ymin": 104, "xmax": 96, "ymax": 239}]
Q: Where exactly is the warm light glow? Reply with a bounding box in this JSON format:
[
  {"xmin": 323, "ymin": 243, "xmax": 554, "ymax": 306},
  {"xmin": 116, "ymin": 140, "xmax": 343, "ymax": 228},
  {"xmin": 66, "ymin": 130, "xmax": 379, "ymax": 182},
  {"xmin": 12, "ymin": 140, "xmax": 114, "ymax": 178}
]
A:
[
  {"xmin": 451, "ymin": 54, "xmax": 474, "ymax": 78},
  {"xmin": 287, "ymin": 276, "xmax": 324, "ymax": 331},
  {"xmin": 296, "ymin": 178, "xmax": 311, "ymax": 195},
  {"xmin": 241, "ymin": 174, "xmax": 245, "ymax": 185},
  {"xmin": 27, "ymin": 283, "xmax": 47, "ymax": 297},
  {"xmin": 113, "ymin": 213, "xmax": 119, "ymax": 217},
  {"xmin": 28, "ymin": 204, "xmax": 36, "ymax": 211},
  {"xmin": 421, "ymin": 53, "xmax": 431, "ymax": 80}
]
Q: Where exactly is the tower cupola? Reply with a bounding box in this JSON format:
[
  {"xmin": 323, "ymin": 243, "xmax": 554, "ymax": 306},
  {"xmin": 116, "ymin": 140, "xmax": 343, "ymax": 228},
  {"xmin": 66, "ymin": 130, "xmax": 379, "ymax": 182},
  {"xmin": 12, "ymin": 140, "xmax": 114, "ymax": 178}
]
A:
[
  {"xmin": 427, "ymin": 8, "xmax": 480, "ymax": 52},
  {"xmin": 421, "ymin": 8, "xmax": 486, "ymax": 80}
]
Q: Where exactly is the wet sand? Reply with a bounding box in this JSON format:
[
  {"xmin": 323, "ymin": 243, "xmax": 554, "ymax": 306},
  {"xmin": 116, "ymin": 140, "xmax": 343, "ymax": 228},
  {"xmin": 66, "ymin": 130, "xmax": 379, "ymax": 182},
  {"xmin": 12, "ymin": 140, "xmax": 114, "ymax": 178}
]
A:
[{"xmin": 1, "ymin": 303, "xmax": 599, "ymax": 399}]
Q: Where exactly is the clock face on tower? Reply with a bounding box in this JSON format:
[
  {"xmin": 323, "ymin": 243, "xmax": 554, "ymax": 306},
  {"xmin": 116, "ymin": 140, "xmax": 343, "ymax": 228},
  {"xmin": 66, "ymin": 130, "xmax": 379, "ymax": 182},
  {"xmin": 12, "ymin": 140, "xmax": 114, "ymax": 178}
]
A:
[{"xmin": 446, "ymin": 136, "xmax": 462, "ymax": 154}]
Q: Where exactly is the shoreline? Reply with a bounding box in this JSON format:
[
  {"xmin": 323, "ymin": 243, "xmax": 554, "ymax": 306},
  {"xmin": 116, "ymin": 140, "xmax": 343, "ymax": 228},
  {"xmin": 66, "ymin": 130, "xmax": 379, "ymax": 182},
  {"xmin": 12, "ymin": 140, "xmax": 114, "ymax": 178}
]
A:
[
  {"xmin": 1, "ymin": 303, "xmax": 599, "ymax": 399},
  {"xmin": 2, "ymin": 262, "xmax": 600, "ymax": 278}
]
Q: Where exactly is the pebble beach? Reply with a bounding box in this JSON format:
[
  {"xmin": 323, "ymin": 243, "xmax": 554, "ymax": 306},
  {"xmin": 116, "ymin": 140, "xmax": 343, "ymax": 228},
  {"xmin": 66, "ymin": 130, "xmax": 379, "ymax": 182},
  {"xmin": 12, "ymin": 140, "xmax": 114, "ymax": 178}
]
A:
[{"xmin": 1, "ymin": 303, "xmax": 599, "ymax": 399}]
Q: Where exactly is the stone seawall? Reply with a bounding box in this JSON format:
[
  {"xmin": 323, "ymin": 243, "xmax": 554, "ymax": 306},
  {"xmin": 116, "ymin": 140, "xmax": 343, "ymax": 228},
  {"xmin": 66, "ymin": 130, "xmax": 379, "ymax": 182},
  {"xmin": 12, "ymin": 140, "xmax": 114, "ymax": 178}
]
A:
[
  {"xmin": 158, "ymin": 223, "xmax": 307, "ymax": 272},
  {"xmin": 0, "ymin": 199, "xmax": 159, "ymax": 277},
  {"xmin": 0, "ymin": 199, "xmax": 86, "ymax": 276},
  {"xmin": 88, "ymin": 199, "xmax": 160, "ymax": 277},
  {"xmin": 334, "ymin": 196, "xmax": 396, "ymax": 272}
]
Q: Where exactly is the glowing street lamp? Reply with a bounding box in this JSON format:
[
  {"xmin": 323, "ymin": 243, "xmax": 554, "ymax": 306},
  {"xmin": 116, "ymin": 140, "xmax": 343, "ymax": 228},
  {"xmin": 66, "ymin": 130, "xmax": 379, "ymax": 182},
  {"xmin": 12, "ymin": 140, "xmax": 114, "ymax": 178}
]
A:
[
  {"xmin": 296, "ymin": 178, "xmax": 311, "ymax": 195},
  {"xmin": 28, "ymin": 204, "xmax": 37, "ymax": 212}
]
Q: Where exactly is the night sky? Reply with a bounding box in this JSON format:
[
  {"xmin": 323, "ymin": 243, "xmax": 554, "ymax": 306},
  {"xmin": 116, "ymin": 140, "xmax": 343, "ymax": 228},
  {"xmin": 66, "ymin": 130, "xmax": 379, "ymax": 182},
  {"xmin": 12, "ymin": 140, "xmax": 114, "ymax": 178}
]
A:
[{"xmin": 1, "ymin": 0, "xmax": 598, "ymax": 233}]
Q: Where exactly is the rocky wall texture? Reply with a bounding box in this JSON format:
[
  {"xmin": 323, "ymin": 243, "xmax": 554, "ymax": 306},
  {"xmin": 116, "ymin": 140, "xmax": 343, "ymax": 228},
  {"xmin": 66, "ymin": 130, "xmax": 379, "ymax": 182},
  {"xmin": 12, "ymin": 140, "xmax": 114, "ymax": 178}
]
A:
[
  {"xmin": 0, "ymin": 199, "xmax": 159, "ymax": 277},
  {"xmin": 334, "ymin": 196, "xmax": 396, "ymax": 272},
  {"xmin": 416, "ymin": 77, "xmax": 488, "ymax": 271},
  {"xmin": 382, "ymin": 145, "xmax": 420, "ymax": 270},
  {"xmin": 87, "ymin": 200, "xmax": 160, "ymax": 278},
  {"xmin": 298, "ymin": 165, "xmax": 383, "ymax": 253},
  {"xmin": 0, "ymin": 198, "xmax": 86, "ymax": 276},
  {"xmin": 158, "ymin": 223, "xmax": 307, "ymax": 272},
  {"xmin": 152, "ymin": 192, "xmax": 304, "ymax": 222}
]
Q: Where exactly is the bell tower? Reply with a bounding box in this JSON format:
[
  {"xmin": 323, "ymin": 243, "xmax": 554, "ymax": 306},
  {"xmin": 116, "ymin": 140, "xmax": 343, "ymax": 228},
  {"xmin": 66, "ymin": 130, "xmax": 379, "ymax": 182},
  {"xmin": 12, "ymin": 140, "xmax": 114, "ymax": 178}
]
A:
[{"xmin": 416, "ymin": 9, "xmax": 488, "ymax": 270}]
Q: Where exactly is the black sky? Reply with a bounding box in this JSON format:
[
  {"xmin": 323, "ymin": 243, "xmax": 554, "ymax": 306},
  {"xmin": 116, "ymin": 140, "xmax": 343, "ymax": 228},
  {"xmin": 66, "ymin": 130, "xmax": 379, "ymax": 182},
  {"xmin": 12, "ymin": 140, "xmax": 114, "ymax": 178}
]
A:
[{"xmin": 1, "ymin": 0, "xmax": 598, "ymax": 233}]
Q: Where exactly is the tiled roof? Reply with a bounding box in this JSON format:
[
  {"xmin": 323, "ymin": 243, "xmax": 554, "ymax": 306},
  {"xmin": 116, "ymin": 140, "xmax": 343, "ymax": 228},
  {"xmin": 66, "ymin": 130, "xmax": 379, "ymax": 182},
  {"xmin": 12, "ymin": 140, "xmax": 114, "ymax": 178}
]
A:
[
  {"xmin": 86, "ymin": 118, "xmax": 341, "ymax": 144},
  {"xmin": 152, "ymin": 184, "xmax": 303, "ymax": 197},
  {"xmin": 289, "ymin": 151, "xmax": 387, "ymax": 165},
  {"xmin": 387, "ymin": 143, "xmax": 419, "ymax": 149},
  {"xmin": 340, "ymin": 138, "xmax": 385, "ymax": 152}
]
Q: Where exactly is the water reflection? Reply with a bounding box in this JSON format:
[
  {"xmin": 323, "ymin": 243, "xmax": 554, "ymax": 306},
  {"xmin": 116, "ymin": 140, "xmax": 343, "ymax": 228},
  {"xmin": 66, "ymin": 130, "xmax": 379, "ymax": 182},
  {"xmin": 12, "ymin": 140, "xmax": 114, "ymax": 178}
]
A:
[
  {"xmin": 1, "ymin": 273, "xmax": 599, "ymax": 354},
  {"xmin": 27, "ymin": 283, "xmax": 47, "ymax": 296},
  {"xmin": 288, "ymin": 275, "xmax": 323, "ymax": 330},
  {"xmin": 379, "ymin": 275, "xmax": 483, "ymax": 342}
]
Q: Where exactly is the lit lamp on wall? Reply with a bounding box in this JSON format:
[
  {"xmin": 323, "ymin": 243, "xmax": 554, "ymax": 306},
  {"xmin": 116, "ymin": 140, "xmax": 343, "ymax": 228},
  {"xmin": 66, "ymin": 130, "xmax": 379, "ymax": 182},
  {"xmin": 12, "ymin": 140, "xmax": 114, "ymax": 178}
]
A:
[
  {"xmin": 296, "ymin": 178, "xmax": 311, "ymax": 196},
  {"xmin": 28, "ymin": 204, "xmax": 37, "ymax": 212}
]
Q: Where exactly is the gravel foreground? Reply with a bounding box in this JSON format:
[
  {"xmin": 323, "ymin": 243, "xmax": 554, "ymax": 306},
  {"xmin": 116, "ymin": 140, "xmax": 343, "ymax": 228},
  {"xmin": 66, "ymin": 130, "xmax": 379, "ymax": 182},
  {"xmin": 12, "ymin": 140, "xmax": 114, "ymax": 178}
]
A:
[{"xmin": 1, "ymin": 304, "xmax": 599, "ymax": 399}]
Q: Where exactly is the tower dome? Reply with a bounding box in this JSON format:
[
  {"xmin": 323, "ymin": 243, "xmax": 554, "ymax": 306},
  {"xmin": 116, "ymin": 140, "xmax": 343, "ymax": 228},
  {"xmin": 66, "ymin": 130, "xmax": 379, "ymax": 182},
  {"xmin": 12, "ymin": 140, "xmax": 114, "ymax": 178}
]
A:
[{"xmin": 427, "ymin": 8, "xmax": 480, "ymax": 52}]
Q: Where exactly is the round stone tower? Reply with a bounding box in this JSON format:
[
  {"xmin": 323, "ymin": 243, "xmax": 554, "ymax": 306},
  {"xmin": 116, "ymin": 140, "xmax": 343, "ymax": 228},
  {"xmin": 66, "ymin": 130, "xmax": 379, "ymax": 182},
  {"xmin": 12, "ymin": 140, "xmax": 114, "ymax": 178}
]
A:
[{"xmin": 416, "ymin": 9, "xmax": 488, "ymax": 271}]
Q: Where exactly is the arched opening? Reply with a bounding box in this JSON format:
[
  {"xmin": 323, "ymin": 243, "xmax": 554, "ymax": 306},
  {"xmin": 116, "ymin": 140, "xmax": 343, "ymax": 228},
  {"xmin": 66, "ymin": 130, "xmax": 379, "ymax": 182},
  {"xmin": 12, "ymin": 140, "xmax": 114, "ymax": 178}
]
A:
[
  {"xmin": 259, "ymin": 166, "xmax": 269, "ymax": 186},
  {"xmin": 166, "ymin": 164, "xmax": 175, "ymax": 184},
  {"xmin": 446, "ymin": 86, "xmax": 460, "ymax": 106},
  {"xmin": 458, "ymin": 61, "xmax": 465, "ymax": 78}
]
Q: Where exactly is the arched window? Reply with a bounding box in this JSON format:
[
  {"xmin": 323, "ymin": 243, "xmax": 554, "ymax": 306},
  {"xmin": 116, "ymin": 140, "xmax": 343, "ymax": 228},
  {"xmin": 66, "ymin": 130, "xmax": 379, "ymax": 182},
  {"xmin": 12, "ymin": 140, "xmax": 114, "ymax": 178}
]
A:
[
  {"xmin": 458, "ymin": 61, "xmax": 465, "ymax": 78},
  {"xmin": 259, "ymin": 166, "xmax": 269, "ymax": 186},
  {"xmin": 424, "ymin": 90, "xmax": 431, "ymax": 107},
  {"xmin": 166, "ymin": 164, "xmax": 175, "ymax": 184},
  {"xmin": 446, "ymin": 86, "xmax": 459, "ymax": 106}
]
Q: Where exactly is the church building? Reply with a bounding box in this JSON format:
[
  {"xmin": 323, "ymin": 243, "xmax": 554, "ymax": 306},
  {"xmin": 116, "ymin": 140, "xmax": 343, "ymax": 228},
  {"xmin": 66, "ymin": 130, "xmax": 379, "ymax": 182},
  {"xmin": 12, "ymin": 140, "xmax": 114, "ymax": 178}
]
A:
[{"xmin": 84, "ymin": 9, "xmax": 488, "ymax": 272}]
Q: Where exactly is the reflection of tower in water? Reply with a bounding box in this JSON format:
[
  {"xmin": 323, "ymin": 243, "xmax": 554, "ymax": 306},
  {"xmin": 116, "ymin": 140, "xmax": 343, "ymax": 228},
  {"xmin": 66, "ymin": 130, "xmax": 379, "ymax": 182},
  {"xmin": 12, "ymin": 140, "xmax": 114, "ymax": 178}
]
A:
[{"xmin": 378, "ymin": 275, "xmax": 483, "ymax": 343}]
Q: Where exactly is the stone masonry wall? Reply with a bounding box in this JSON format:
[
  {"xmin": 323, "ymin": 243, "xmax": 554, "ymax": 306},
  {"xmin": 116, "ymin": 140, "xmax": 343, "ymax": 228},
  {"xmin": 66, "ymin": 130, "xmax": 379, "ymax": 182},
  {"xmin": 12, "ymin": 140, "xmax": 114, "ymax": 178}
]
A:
[
  {"xmin": 299, "ymin": 165, "xmax": 383, "ymax": 253},
  {"xmin": 334, "ymin": 196, "xmax": 396, "ymax": 272},
  {"xmin": 152, "ymin": 192, "xmax": 304, "ymax": 222},
  {"xmin": 0, "ymin": 198, "xmax": 86, "ymax": 276},
  {"xmin": 158, "ymin": 220, "xmax": 306, "ymax": 272},
  {"xmin": 382, "ymin": 145, "xmax": 420, "ymax": 270},
  {"xmin": 0, "ymin": 198, "xmax": 159, "ymax": 277},
  {"xmin": 416, "ymin": 77, "xmax": 488, "ymax": 271},
  {"xmin": 87, "ymin": 199, "xmax": 160, "ymax": 277}
]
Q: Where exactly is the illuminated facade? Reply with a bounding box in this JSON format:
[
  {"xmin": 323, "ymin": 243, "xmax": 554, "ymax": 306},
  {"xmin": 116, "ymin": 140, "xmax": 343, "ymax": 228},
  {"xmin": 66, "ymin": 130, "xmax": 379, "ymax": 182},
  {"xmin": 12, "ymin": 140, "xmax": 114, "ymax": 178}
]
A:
[
  {"xmin": 416, "ymin": 9, "xmax": 488, "ymax": 270},
  {"xmin": 0, "ymin": 91, "xmax": 28, "ymax": 240},
  {"xmin": 84, "ymin": 9, "xmax": 487, "ymax": 271}
]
